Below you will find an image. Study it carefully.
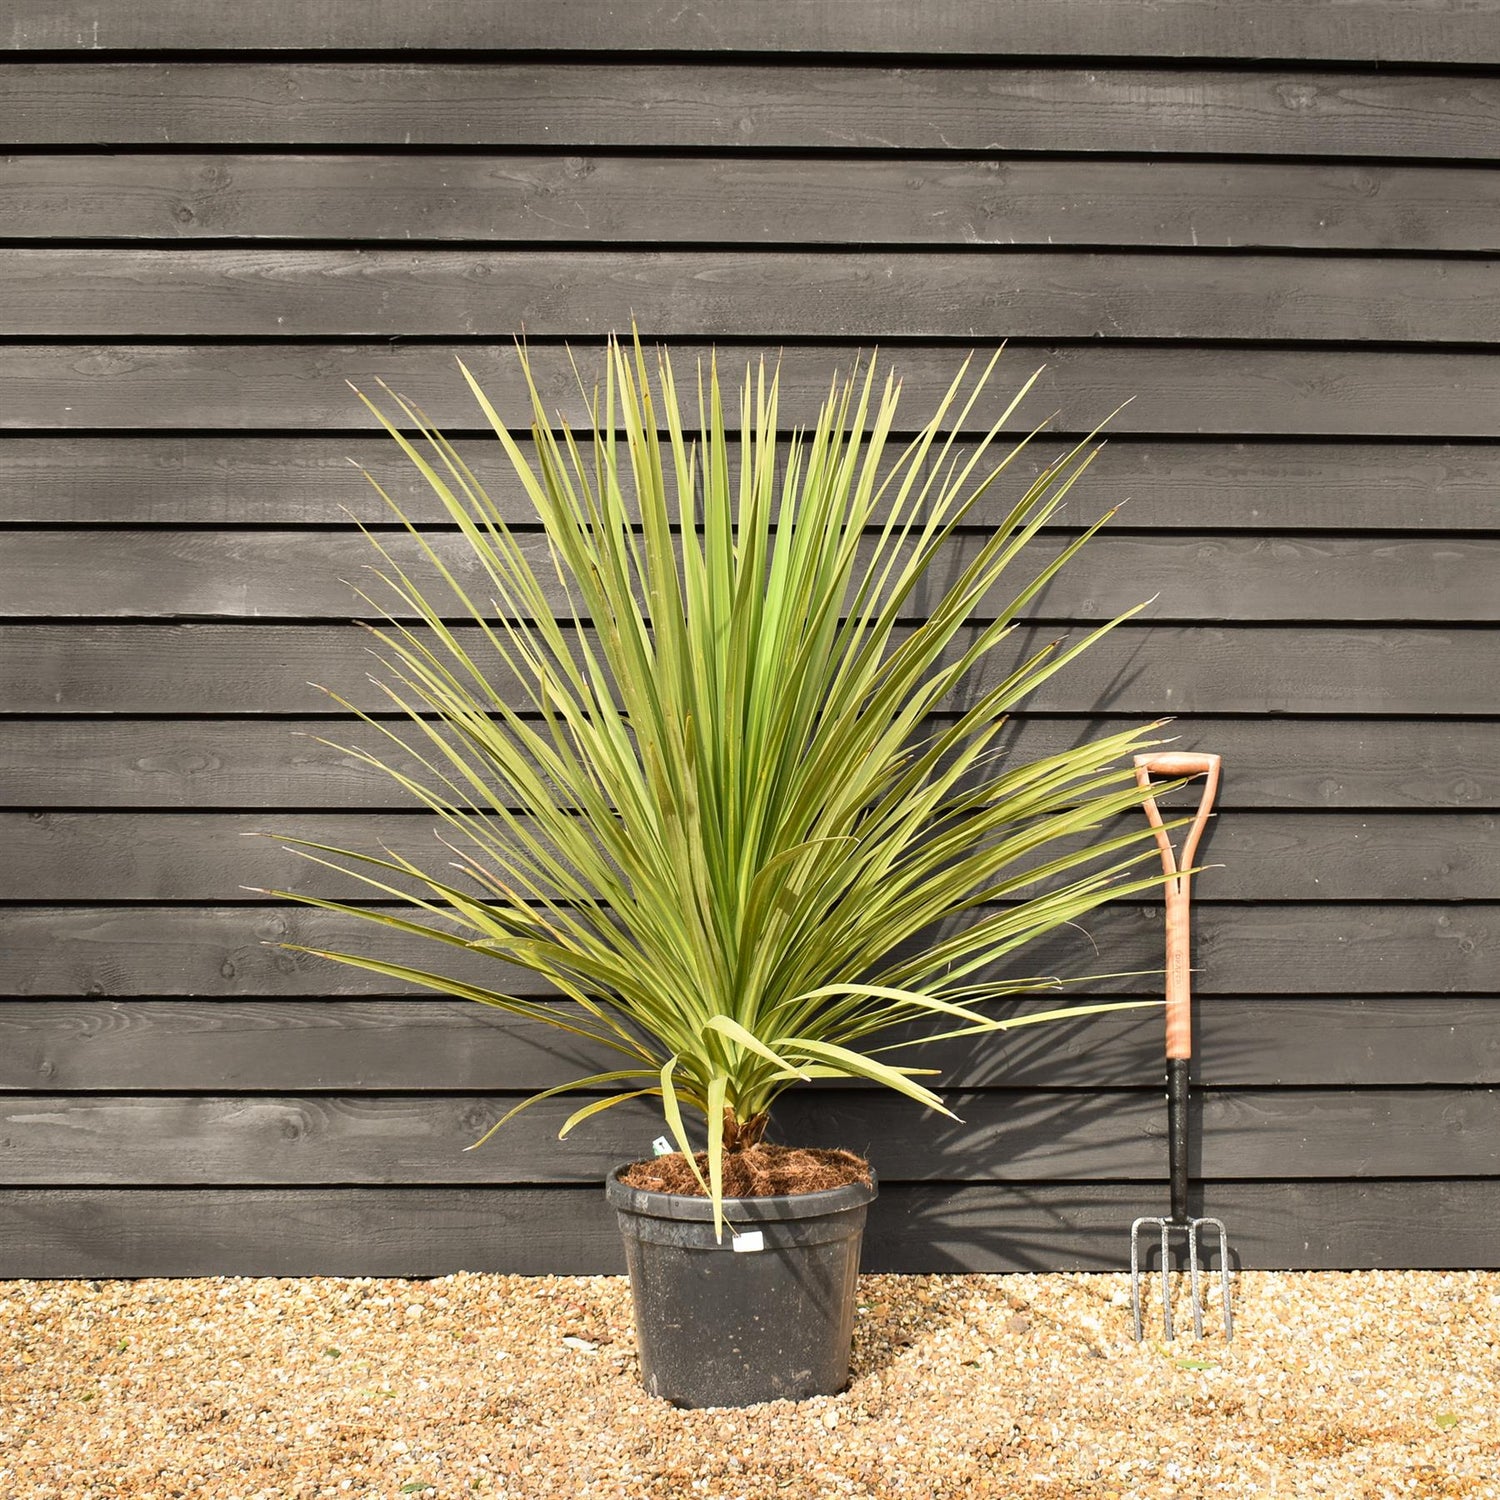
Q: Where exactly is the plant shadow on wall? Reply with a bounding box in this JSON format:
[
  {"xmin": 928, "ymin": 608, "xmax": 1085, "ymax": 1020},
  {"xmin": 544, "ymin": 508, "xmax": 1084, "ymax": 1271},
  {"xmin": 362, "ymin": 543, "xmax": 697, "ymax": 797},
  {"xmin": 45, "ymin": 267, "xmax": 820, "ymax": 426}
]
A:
[{"xmin": 255, "ymin": 334, "xmax": 1195, "ymax": 1405}]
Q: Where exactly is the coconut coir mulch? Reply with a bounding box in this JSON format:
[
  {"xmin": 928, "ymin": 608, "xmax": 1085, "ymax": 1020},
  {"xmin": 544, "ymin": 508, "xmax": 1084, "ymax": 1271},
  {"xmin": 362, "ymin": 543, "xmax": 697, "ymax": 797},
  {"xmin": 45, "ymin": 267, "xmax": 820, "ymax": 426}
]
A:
[{"xmin": 620, "ymin": 1144, "xmax": 871, "ymax": 1198}]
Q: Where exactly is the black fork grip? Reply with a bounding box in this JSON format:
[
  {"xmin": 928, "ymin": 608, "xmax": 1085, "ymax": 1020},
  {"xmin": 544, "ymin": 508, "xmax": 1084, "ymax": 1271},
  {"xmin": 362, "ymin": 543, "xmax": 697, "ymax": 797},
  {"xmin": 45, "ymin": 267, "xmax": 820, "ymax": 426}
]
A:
[{"xmin": 1167, "ymin": 1057, "xmax": 1190, "ymax": 1226}]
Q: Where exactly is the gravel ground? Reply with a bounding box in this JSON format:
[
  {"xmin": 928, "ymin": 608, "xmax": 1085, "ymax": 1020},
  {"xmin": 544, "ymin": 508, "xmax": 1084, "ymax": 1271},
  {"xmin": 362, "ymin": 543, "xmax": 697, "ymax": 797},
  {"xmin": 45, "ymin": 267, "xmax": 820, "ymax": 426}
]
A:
[{"xmin": 1, "ymin": 1269, "xmax": 1496, "ymax": 1499}]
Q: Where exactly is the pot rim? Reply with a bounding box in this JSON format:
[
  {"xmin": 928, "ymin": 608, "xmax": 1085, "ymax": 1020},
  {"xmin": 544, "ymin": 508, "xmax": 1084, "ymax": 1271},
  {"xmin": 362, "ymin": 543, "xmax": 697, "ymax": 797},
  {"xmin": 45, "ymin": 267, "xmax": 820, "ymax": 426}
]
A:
[{"xmin": 605, "ymin": 1162, "xmax": 878, "ymax": 1222}]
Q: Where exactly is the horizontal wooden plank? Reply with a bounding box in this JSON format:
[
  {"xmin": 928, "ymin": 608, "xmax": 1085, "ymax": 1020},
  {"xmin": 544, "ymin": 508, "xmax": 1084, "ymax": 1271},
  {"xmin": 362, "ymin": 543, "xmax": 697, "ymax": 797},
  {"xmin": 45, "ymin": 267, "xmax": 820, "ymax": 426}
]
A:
[
  {"xmin": 10, "ymin": 715, "xmax": 1496, "ymax": 812},
  {"xmin": 5, "ymin": 996, "xmax": 1496, "ymax": 1092},
  {"xmin": 866, "ymin": 1180, "xmax": 1500, "ymax": 1273},
  {"xmin": 7, "ymin": 344, "xmax": 1500, "ymax": 438},
  {"xmin": 9, "ymin": 65, "xmax": 1500, "ymax": 158},
  {"xmin": 8, "ymin": 155, "xmax": 1500, "ymax": 253},
  {"xmin": 1, "ymin": 902, "xmax": 1493, "ymax": 999},
  {"xmin": 8, "ymin": 1, "xmax": 1495, "ymax": 62},
  {"xmin": 2, "ymin": 809, "xmax": 1492, "ymax": 902},
  {"xmin": 8, "ymin": 528, "xmax": 1495, "ymax": 622},
  {"xmin": 2, "ymin": 1086, "xmax": 1495, "ymax": 1185},
  {"xmin": 4, "ymin": 1178, "xmax": 1496, "ymax": 1277},
  {"xmin": 4, "ymin": 623, "xmax": 1488, "ymax": 717},
  {"xmin": 3, "ymin": 436, "xmax": 1495, "ymax": 530},
  {"xmin": 0, "ymin": 1184, "xmax": 627, "ymax": 1278},
  {"xmin": 5, "ymin": 248, "xmax": 1497, "ymax": 344},
  {"xmin": 1077, "ymin": 440, "xmax": 1500, "ymax": 531}
]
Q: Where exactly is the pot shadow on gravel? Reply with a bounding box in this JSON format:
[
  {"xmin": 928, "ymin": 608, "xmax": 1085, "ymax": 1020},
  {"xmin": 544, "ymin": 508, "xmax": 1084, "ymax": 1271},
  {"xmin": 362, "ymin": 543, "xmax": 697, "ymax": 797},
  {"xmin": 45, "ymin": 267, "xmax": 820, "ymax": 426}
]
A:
[
  {"xmin": 845, "ymin": 1277, "xmax": 981, "ymax": 1383},
  {"xmin": 842, "ymin": 1262, "xmax": 1124, "ymax": 1385}
]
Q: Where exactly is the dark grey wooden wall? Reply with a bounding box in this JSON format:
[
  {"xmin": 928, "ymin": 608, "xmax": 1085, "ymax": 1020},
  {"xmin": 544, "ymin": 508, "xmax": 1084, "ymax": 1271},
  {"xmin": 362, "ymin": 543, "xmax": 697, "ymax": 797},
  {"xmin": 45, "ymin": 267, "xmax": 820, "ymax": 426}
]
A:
[{"xmin": 2, "ymin": 3, "xmax": 1498, "ymax": 1277}]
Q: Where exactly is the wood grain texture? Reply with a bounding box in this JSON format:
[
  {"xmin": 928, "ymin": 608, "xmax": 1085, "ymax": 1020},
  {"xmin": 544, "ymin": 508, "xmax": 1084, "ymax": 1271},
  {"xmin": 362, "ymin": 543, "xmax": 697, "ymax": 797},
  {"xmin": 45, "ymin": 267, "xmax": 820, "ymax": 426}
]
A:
[
  {"xmin": 4, "ymin": 24, "xmax": 1497, "ymax": 1277},
  {"xmin": 10, "ymin": 715, "xmax": 1496, "ymax": 811},
  {"xmin": 3, "ymin": 1179, "xmax": 1496, "ymax": 1278},
  {"xmin": 8, "ymin": 0, "xmax": 1496, "ymax": 62},
  {"xmin": 5, "ymin": 996, "xmax": 1497, "ymax": 1093},
  {"xmin": 2, "ymin": 1086, "xmax": 1495, "ymax": 1185},
  {"xmin": 2, "ymin": 808, "xmax": 1492, "ymax": 902},
  {"xmin": 2, "ymin": 903, "xmax": 1493, "ymax": 1000},
  {"xmin": 8, "ymin": 528, "xmax": 1496, "ymax": 622},
  {"xmin": 9, "ymin": 65, "xmax": 1500, "ymax": 158},
  {"xmin": 7, "ymin": 343, "xmax": 1500, "ymax": 438},
  {"xmin": 9, "ymin": 155, "xmax": 1500, "ymax": 252},
  {"xmin": 1, "ymin": 623, "xmax": 1487, "ymax": 716},
  {"xmin": 6, "ymin": 248, "xmax": 1499, "ymax": 343},
  {"xmin": 4, "ymin": 436, "xmax": 1496, "ymax": 529}
]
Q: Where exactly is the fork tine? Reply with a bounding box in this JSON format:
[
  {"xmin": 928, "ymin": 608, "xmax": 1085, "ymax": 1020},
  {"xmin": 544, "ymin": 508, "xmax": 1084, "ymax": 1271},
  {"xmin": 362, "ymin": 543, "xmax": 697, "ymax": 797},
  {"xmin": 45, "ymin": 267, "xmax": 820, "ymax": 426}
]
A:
[
  {"xmin": 1187, "ymin": 1220, "xmax": 1206, "ymax": 1338},
  {"xmin": 1159, "ymin": 1221, "xmax": 1174, "ymax": 1340},
  {"xmin": 1129, "ymin": 1216, "xmax": 1150, "ymax": 1341},
  {"xmin": 1193, "ymin": 1216, "xmax": 1233, "ymax": 1342}
]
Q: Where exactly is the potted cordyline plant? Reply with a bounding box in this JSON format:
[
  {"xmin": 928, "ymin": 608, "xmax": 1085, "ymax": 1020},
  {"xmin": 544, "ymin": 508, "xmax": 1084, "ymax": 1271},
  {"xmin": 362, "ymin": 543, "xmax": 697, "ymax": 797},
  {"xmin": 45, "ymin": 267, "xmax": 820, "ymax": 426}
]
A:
[{"xmin": 266, "ymin": 335, "xmax": 1173, "ymax": 1408}]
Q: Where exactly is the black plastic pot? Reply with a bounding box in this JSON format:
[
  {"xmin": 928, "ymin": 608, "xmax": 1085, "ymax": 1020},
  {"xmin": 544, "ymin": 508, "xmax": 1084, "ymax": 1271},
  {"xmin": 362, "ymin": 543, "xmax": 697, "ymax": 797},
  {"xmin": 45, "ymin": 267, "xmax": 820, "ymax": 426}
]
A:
[{"xmin": 605, "ymin": 1165, "xmax": 878, "ymax": 1408}]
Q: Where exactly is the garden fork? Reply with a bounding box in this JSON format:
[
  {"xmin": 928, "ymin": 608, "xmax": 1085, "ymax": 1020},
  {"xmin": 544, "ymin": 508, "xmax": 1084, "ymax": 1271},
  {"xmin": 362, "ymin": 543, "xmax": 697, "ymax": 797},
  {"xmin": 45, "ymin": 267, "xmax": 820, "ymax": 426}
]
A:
[{"xmin": 1128, "ymin": 752, "xmax": 1233, "ymax": 1342}]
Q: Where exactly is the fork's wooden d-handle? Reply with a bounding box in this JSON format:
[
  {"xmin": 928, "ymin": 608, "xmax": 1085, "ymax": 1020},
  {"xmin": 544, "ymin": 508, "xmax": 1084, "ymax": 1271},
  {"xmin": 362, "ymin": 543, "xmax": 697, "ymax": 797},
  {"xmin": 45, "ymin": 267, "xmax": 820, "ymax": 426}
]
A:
[
  {"xmin": 1136, "ymin": 752, "xmax": 1220, "ymax": 778},
  {"xmin": 1134, "ymin": 753, "xmax": 1221, "ymax": 1062}
]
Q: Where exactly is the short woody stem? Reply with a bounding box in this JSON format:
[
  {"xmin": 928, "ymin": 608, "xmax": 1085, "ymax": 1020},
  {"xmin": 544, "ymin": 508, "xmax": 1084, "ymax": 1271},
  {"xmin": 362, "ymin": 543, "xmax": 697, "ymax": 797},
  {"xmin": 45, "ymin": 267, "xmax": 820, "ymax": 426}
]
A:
[{"xmin": 721, "ymin": 1108, "xmax": 769, "ymax": 1152}]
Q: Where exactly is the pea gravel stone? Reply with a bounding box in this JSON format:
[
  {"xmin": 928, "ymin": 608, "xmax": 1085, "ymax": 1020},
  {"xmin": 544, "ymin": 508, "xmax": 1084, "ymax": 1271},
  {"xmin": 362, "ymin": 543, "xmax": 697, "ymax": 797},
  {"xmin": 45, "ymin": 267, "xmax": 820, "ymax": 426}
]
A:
[{"xmin": 1, "ymin": 1270, "xmax": 1495, "ymax": 1498}]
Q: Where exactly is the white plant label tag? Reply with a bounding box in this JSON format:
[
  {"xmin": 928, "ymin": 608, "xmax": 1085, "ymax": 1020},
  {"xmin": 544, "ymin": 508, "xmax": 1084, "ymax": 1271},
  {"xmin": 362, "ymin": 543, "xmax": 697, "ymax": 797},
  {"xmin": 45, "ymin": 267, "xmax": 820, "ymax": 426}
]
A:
[
  {"xmin": 731, "ymin": 1230, "xmax": 765, "ymax": 1254},
  {"xmin": 650, "ymin": 1136, "xmax": 674, "ymax": 1157}
]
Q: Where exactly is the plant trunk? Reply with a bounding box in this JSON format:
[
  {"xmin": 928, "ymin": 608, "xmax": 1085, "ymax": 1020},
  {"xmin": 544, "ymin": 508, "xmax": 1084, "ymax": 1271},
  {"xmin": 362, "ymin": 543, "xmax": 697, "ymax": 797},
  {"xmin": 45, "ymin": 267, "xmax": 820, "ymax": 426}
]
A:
[{"xmin": 721, "ymin": 1108, "xmax": 769, "ymax": 1152}]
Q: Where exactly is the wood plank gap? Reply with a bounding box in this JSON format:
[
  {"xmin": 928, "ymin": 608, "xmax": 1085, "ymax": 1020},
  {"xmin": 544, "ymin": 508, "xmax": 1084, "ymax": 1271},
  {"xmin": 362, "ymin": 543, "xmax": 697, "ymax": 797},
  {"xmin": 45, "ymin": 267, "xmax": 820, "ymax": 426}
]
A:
[
  {"xmin": 7, "ymin": 50, "xmax": 1498, "ymax": 74},
  {"xmin": 10, "ymin": 333, "xmax": 1500, "ymax": 354},
  {"xmin": 9, "ymin": 237, "xmax": 1500, "ymax": 264}
]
